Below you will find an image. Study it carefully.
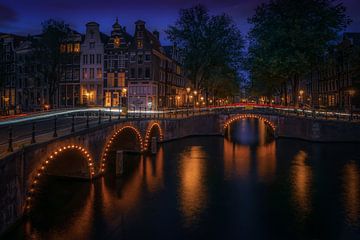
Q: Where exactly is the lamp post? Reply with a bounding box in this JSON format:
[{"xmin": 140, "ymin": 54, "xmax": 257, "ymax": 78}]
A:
[
  {"xmin": 299, "ymin": 89, "xmax": 304, "ymax": 108},
  {"xmin": 121, "ymin": 88, "xmax": 127, "ymax": 117},
  {"xmin": 186, "ymin": 87, "xmax": 191, "ymax": 109},
  {"xmin": 193, "ymin": 90, "xmax": 198, "ymax": 111},
  {"xmin": 176, "ymin": 95, "xmax": 181, "ymax": 109}
]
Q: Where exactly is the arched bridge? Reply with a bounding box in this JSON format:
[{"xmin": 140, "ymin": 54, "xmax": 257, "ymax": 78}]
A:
[{"xmin": 1, "ymin": 106, "xmax": 360, "ymax": 234}]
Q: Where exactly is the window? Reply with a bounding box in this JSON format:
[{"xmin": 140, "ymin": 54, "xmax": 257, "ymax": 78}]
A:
[
  {"xmin": 90, "ymin": 68, "xmax": 94, "ymax": 79},
  {"xmin": 145, "ymin": 54, "xmax": 151, "ymax": 61},
  {"xmin": 83, "ymin": 55, "xmax": 88, "ymax": 64},
  {"xmin": 138, "ymin": 31, "xmax": 143, "ymax": 38},
  {"xmin": 96, "ymin": 68, "xmax": 102, "ymax": 79},
  {"xmin": 145, "ymin": 68, "xmax": 150, "ymax": 78},
  {"xmin": 82, "ymin": 68, "xmax": 87, "ymax": 79},
  {"xmin": 138, "ymin": 68, "xmax": 143, "ymax": 78},
  {"xmin": 114, "ymin": 37, "xmax": 120, "ymax": 48},
  {"xmin": 137, "ymin": 40, "xmax": 143, "ymax": 49},
  {"xmin": 138, "ymin": 54, "xmax": 143, "ymax": 64},
  {"xmin": 96, "ymin": 54, "xmax": 102, "ymax": 64},
  {"xmin": 90, "ymin": 54, "xmax": 95, "ymax": 64},
  {"xmin": 130, "ymin": 53, "xmax": 136, "ymax": 62},
  {"xmin": 113, "ymin": 60, "xmax": 118, "ymax": 69},
  {"xmin": 67, "ymin": 44, "xmax": 73, "ymax": 53},
  {"xmin": 74, "ymin": 43, "xmax": 80, "ymax": 53},
  {"xmin": 130, "ymin": 68, "xmax": 135, "ymax": 78},
  {"xmin": 119, "ymin": 72, "xmax": 125, "ymax": 86},
  {"xmin": 107, "ymin": 73, "xmax": 114, "ymax": 87},
  {"xmin": 60, "ymin": 44, "xmax": 66, "ymax": 53},
  {"xmin": 90, "ymin": 42, "xmax": 95, "ymax": 49}
]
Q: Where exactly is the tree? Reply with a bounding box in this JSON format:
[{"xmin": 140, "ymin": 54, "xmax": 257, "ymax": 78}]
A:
[
  {"xmin": 247, "ymin": 0, "xmax": 350, "ymax": 105},
  {"xmin": 167, "ymin": 5, "xmax": 244, "ymax": 101},
  {"xmin": 34, "ymin": 19, "xmax": 71, "ymax": 107}
]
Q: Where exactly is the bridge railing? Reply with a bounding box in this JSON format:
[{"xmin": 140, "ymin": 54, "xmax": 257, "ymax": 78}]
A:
[
  {"xmin": 0, "ymin": 105, "xmax": 358, "ymax": 157},
  {"xmin": 0, "ymin": 107, "xmax": 218, "ymax": 157}
]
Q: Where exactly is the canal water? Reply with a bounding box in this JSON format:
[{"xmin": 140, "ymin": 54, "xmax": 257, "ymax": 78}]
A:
[{"xmin": 3, "ymin": 119, "xmax": 360, "ymax": 240}]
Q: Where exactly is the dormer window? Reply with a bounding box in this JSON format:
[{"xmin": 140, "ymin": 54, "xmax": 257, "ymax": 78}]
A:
[
  {"xmin": 114, "ymin": 37, "xmax": 120, "ymax": 48},
  {"xmin": 137, "ymin": 40, "xmax": 143, "ymax": 49},
  {"xmin": 138, "ymin": 31, "xmax": 143, "ymax": 38}
]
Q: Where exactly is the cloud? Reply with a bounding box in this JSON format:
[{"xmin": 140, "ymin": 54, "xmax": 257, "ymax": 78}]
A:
[{"xmin": 0, "ymin": 3, "xmax": 17, "ymax": 27}]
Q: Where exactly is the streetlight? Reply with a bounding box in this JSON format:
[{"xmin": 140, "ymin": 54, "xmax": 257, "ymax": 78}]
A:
[
  {"xmin": 193, "ymin": 90, "xmax": 198, "ymax": 109},
  {"xmin": 176, "ymin": 95, "xmax": 181, "ymax": 109},
  {"xmin": 299, "ymin": 89, "xmax": 304, "ymax": 107},
  {"xmin": 186, "ymin": 87, "xmax": 191, "ymax": 110}
]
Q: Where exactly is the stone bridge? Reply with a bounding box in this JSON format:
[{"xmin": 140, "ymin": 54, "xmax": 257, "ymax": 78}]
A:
[{"xmin": 1, "ymin": 108, "xmax": 360, "ymax": 234}]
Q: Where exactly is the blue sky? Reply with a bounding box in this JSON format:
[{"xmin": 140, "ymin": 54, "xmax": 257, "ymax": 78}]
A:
[{"xmin": 1, "ymin": 0, "xmax": 360, "ymax": 44}]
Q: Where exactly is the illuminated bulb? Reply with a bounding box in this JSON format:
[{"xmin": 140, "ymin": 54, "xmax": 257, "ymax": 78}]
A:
[
  {"xmin": 50, "ymin": 155, "xmax": 53, "ymax": 159},
  {"xmin": 45, "ymin": 160, "xmax": 49, "ymax": 164}
]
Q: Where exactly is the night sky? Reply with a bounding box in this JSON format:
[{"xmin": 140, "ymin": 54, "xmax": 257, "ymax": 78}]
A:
[{"xmin": 1, "ymin": 0, "xmax": 360, "ymax": 44}]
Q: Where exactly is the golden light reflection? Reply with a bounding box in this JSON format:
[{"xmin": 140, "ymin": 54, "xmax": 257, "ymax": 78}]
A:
[
  {"xmin": 291, "ymin": 150, "xmax": 312, "ymax": 216},
  {"xmin": 179, "ymin": 146, "xmax": 207, "ymax": 227},
  {"xmin": 145, "ymin": 147, "xmax": 164, "ymax": 192},
  {"xmin": 98, "ymin": 151, "xmax": 165, "ymax": 224},
  {"xmin": 343, "ymin": 161, "xmax": 360, "ymax": 226},
  {"xmin": 223, "ymin": 138, "xmax": 250, "ymax": 179},
  {"xmin": 256, "ymin": 141, "xmax": 276, "ymax": 182}
]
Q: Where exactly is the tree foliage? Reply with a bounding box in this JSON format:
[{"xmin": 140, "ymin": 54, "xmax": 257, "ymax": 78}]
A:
[
  {"xmin": 34, "ymin": 19, "xmax": 71, "ymax": 106},
  {"xmin": 166, "ymin": 5, "xmax": 244, "ymax": 99},
  {"xmin": 247, "ymin": 0, "xmax": 350, "ymax": 104}
]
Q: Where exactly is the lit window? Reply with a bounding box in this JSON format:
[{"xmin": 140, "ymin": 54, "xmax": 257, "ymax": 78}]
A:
[
  {"xmin": 96, "ymin": 68, "xmax": 102, "ymax": 79},
  {"xmin": 74, "ymin": 43, "xmax": 80, "ymax": 53},
  {"xmin": 119, "ymin": 72, "xmax": 125, "ymax": 86},
  {"xmin": 114, "ymin": 37, "xmax": 120, "ymax": 48},
  {"xmin": 67, "ymin": 44, "xmax": 73, "ymax": 53},
  {"xmin": 137, "ymin": 40, "xmax": 143, "ymax": 49}
]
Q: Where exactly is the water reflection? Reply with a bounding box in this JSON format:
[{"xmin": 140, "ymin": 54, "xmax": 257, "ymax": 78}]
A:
[
  {"xmin": 291, "ymin": 150, "xmax": 312, "ymax": 217},
  {"xmin": 343, "ymin": 161, "xmax": 360, "ymax": 226},
  {"xmin": 5, "ymin": 119, "xmax": 360, "ymax": 240},
  {"xmin": 178, "ymin": 146, "xmax": 207, "ymax": 227},
  {"xmin": 223, "ymin": 139, "xmax": 251, "ymax": 179},
  {"xmin": 223, "ymin": 118, "xmax": 276, "ymax": 182}
]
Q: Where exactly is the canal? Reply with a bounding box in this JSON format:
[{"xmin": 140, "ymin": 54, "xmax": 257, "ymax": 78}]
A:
[{"xmin": 3, "ymin": 118, "xmax": 360, "ymax": 239}]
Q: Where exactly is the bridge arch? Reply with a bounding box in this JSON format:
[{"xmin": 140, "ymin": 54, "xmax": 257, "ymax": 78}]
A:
[
  {"xmin": 25, "ymin": 145, "xmax": 94, "ymax": 212},
  {"xmin": 223, "ymin": 114, "xmax": 276, "ymax": 133},
  {"xmin": 144, "ymin": 122, "xmax": 164, "ymax": 151},
  {"xmin": 100, "ymin": 125, "xmax": 143, "ymax": 174}
]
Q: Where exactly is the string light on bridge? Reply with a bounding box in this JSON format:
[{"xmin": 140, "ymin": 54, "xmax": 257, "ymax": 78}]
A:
[
  {"xmin": 25, "ymin": 144, "xmax": 94, "ymax": 211},
  {"xmin": 100, "ymin": 125, "xmax": 144, "ymax": 174},
  {"xmin": 223, "ymin": 114, "xmax": 276, "ymax": 132}
]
